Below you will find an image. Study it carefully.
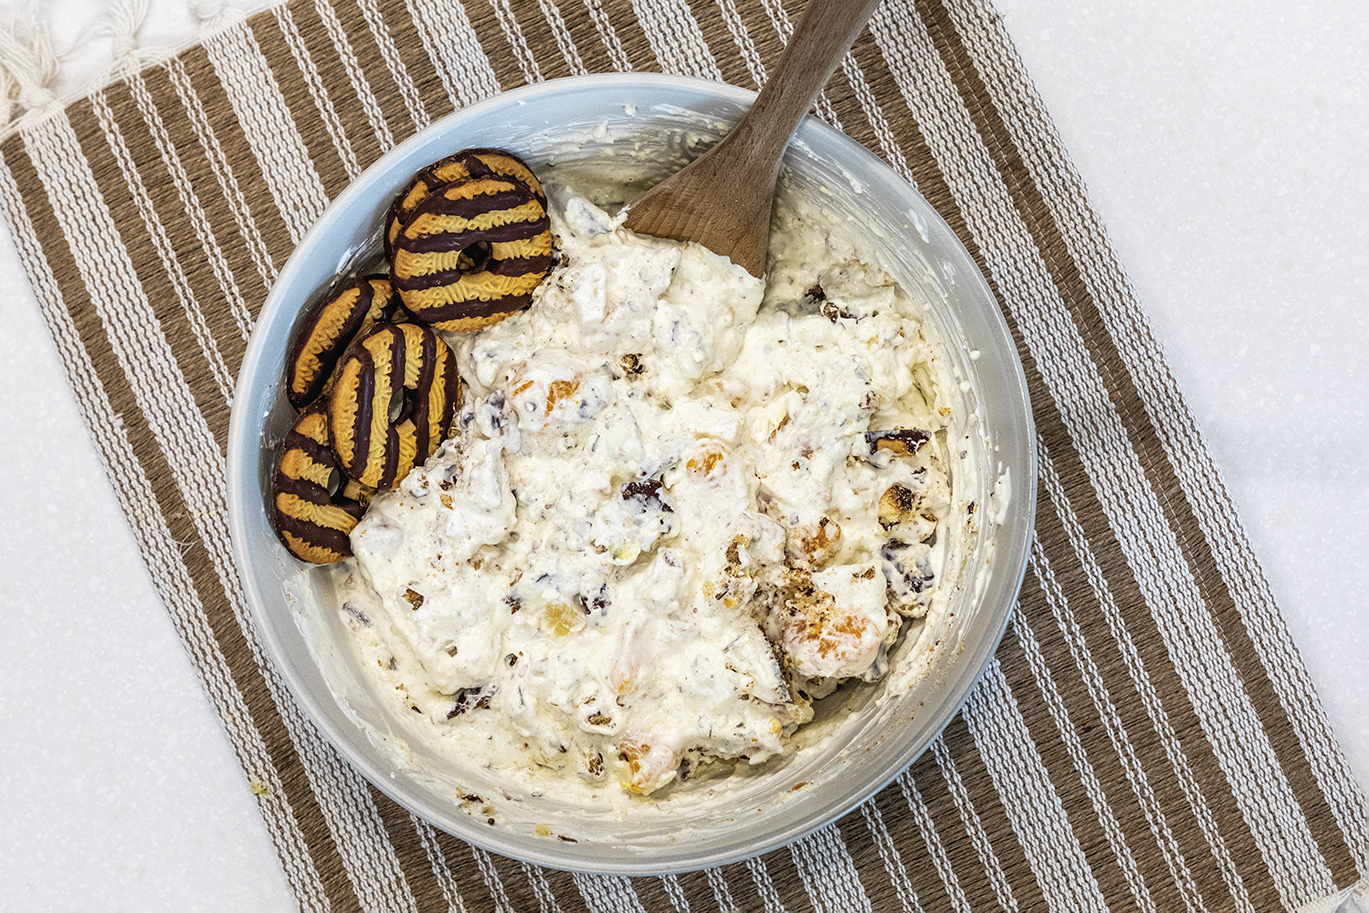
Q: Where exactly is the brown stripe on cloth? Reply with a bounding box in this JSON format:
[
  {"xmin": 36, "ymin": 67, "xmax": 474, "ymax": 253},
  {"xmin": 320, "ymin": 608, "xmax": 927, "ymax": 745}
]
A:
[
  {"xmin": 1034, "ymin": 422, "xmax": 1291, "ymax": 908},
  {"xmin": 67, "ymin": 96, "xmax": 232, "ymax": 439},
  {"xmin": 682, "ymin": 0, "xmax": 752, "ymax": 89},
  {"xmin": 459, "ymin": 4, "xmax": 536, "ymax": 90},
  {"xmin": 1, "ymin": 0, "xmax": 1364, "ymax": 910},
  {"xmin": 124, "ymin": 61, "xmax": 278, "ymax": 304},
  {"xmin": 248, "ymin": 17, "xmax": 375, "ymax": 195},
  {"xmin": 1020, "ymin": 494, "xmax": 1227, "ymax": 910},
  {"xmin": 547, "ymin": 2, "xmax": 624, "ymax": 75},
  {"xmin": 314, "ymin": 0, "xmax": 436, "ymax": 138},
  {"xmin": 594, "ymin": 4, "xmax": 663, "ymax": 75},
  {"xmin": 489, "ymin": 2, "xmax": 583, "ymax": 82},
  {"xmin": 86, "ymin": 80, "xmax": 249, "ymax": 403},
  {"xmin": 365, "ymin": 6, "xmax": 456, "ymax": 128},
  {"xmin": 265, "ymin": 3, "xmax": 384, "ymax": 172},
  {"xmin": 171, "ymin": 44, "xmax": 302, "ymax": 273}
]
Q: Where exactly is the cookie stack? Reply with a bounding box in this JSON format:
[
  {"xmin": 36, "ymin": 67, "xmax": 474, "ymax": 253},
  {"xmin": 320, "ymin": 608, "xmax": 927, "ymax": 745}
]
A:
[{"xmin": 269, "ymin": 148, "xmax": 552, "ymax": 563}]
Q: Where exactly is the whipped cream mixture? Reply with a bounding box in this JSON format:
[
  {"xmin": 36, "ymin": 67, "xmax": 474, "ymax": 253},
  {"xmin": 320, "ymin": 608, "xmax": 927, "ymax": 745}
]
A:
[{"xmin": 334, "ymin": 179, "xmax": 962, "ymax": 798}]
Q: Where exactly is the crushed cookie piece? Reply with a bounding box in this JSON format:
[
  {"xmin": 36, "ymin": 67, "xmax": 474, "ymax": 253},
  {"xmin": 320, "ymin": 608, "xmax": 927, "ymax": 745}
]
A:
[
  {"xmin": 867, "ymin": 428, "xmax": 931, "ymax": 456},
  {"xmin": 447, "ymin": 686, "xmax": 495, "ymax": 718},
  {"xmin": 878, "ymin": 484, "xmax": 917, "ymax": 529}
]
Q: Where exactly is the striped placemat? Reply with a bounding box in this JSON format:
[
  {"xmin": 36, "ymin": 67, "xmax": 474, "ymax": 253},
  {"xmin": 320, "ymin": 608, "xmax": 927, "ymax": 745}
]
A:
[{"xmin": 3, "ymin": 0, "xmax": 1366, "ymax": 910}]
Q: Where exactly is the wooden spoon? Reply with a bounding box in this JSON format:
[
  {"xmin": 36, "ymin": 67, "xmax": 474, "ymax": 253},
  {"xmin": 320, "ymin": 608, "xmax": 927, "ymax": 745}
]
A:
[{"xmin": 622, "ymin": 0, "xmax": 885, "ymax": 277}]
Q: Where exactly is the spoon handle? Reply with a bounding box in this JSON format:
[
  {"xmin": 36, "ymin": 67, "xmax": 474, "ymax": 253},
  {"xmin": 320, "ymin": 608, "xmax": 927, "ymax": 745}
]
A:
[
  {"xmin": 621, "ymin": 0, "xmax": 884, "ymax": 275},
  {"xmin": 730, "ymin": 0, "xmax": 886, "ymax": 172}
]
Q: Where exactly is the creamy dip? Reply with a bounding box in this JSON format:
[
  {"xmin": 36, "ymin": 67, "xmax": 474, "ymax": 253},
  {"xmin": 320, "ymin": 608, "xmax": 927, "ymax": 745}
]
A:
[{"xmin": 333, "ymin": 176, "xmax": 963, "ymax": 800}]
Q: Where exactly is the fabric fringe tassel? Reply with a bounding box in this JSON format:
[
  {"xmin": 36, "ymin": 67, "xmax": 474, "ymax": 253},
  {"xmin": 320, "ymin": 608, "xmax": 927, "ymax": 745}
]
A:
[
  {"xmin": 190, "ymin": 0, "xmax": 243, "ymax": 34},
  {"xmin": 0, "ymin": 0, "xmax": 252, "ymax": 129},
  {"xmin": 1300, "ymin": 877, "xmax": 1369, "ymax": 913},
  {"xmin": 0, "ymin": 11, "xmax": 58, "ymax": 126},
  {"xmin": 108, "ymin": 0, "xmax": 151, "ymax": 61}
]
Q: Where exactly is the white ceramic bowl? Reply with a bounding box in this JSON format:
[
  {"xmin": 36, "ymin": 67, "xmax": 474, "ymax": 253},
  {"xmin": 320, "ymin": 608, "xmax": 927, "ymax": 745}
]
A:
[{"xmin": 227, "ymin": 74, "xmax": 1035, "ymax": 874}]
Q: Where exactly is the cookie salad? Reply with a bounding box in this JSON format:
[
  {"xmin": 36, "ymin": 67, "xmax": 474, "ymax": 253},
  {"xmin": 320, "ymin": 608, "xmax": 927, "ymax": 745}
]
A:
[{"xmin": 303, "ymin": 159, "xmax": 973, "ymax": 808}]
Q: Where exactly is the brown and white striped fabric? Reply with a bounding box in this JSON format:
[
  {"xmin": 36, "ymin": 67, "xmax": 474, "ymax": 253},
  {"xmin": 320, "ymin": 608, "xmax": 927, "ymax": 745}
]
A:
[{"xmin": 3, "ymin": 0, "xmax": 1366, "ymax": 910}]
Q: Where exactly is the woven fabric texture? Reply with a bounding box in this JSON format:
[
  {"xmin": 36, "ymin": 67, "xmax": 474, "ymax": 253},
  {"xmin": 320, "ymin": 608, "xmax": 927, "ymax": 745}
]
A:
[{"xmin": 3, "ymin": 0, "xmax": 1366, "ymax": 910}]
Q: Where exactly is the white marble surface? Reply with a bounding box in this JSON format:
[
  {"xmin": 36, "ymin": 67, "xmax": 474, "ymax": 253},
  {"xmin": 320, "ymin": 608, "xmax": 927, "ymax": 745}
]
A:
[{"xmin": 0, "ymin": 0, "xmax": 1364, "ymax": 908}]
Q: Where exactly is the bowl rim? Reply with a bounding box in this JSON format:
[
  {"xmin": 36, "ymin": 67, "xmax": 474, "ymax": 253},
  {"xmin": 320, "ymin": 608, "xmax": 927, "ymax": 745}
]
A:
[{"xmin": 227, "ymin": 71, "xmax": 1036, "ymax": 875}]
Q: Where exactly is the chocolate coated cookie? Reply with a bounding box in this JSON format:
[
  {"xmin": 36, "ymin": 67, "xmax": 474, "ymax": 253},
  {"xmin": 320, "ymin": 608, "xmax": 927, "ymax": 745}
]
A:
[
  {"xmin": 390, "ymin": 175, "xmax": 554, "ymax": 332},
  {"xmin": 385, "ymin": 147, "xmax": 547, "ymax": 258},
  {"xmin": 284, "ymin": 275, "xmax": 398, "ymax": 410},
  {"xmin": 271, "ymin": 402, "xmax": 374, "ymax": 563},
  {"xmin": 327, "ymin": 322, "xmax": 461, "ymax": 489}
]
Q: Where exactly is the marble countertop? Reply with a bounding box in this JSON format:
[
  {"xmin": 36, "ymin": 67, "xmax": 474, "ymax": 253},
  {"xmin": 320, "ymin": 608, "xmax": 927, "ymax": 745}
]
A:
[{"xmin": 1, "ymin": 0, "xmax": 1364, "ymax": 907}]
